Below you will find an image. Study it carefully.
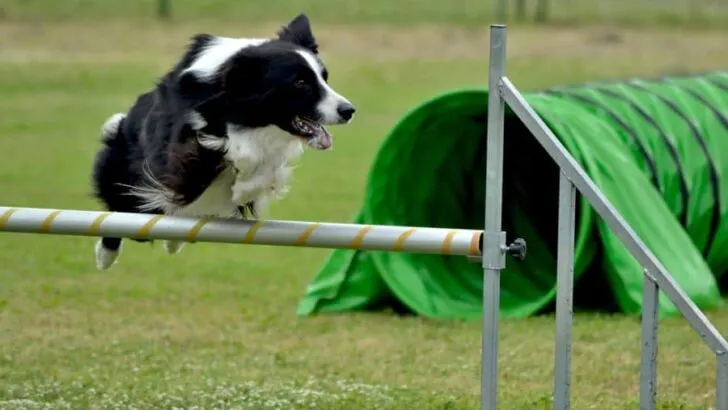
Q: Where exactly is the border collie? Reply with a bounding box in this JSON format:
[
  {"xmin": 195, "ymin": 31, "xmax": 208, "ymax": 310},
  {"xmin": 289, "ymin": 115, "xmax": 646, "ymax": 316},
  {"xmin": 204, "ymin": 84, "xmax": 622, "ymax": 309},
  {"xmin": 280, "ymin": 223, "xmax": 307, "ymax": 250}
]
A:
[{"xmin": 91, "ymin": 13, "xmax": 355, "ymax": 270}]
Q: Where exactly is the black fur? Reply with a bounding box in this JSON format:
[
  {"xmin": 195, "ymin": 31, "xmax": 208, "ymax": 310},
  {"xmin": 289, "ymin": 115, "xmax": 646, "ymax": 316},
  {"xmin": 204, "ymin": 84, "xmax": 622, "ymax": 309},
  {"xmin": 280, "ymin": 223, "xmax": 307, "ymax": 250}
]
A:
[{"xmin": 91, "ymin": 13, "xmax": 333, "ymax": 253}]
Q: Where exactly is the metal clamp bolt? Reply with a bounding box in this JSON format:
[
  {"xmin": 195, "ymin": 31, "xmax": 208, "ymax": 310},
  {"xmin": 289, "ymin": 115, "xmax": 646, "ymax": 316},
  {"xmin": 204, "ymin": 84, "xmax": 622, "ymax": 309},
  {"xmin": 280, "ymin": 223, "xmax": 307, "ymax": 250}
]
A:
[
  {"xmin": 503, "ymin": 238, "xmax": 527, "ymax": 260},
  {"xmin": 467, "ymin": 236, "xmax": 527, "ymax": 263}
]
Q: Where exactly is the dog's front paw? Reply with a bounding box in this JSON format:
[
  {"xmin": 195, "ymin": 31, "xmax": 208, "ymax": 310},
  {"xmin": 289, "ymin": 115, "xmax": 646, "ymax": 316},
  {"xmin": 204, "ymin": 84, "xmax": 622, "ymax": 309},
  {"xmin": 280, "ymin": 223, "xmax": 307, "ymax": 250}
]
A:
[
  {"xmin": 95, "ymin": 240, "xmax": 121, "ymax": 271},
  {"xmin": 269, "ymin": 165, "xmax": 293, "ymax": 199},
  {"xmin": 231, "ymin": 181, "xmax": 246, "ymax": 203},
  {"xmin": 231, "ymin": 179, "xmax": 259, "ymax": 203}
]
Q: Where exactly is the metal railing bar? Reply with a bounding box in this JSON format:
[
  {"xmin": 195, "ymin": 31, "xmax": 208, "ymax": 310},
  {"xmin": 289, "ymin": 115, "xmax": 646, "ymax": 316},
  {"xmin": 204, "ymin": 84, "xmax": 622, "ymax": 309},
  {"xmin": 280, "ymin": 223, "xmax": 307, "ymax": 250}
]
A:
[
  {"xmin": 481, "ymin": 23, "xmax": 508, "ymax": 410},
  {"xmin": 640, "ymin": 270, "xmax": 659, "ymax": 410},
  {"xmin": 498, "ymin": 77, "xmax": 728, "ymax": 355},
  {"xmin": 554, "ymin": 173, "xmax": 577, "ymax": 409}
]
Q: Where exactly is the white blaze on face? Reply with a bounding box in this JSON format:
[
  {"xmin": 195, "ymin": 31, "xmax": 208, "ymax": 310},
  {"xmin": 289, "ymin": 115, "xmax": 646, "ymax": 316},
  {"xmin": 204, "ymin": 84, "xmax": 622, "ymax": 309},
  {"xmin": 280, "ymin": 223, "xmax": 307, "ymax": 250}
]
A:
[{"xmin": 295, "ymin": 49, "xmax": 353, "ymax": 124}]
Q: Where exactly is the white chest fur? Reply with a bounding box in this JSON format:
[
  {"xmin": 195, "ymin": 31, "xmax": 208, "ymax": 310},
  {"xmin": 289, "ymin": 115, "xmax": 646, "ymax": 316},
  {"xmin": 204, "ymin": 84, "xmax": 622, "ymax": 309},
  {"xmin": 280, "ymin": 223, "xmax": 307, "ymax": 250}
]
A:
[{"xmin": 176, "ymin": 124, "xmax": 304, "ymax": 219}]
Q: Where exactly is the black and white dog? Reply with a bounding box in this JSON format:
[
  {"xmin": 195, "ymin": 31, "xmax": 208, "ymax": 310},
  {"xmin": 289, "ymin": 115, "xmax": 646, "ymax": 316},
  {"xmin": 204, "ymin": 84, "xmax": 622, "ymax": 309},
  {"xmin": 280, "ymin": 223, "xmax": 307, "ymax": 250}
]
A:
[{"xmin": 91, "ymin": 13, "xmax": 355, "ymax": 270}]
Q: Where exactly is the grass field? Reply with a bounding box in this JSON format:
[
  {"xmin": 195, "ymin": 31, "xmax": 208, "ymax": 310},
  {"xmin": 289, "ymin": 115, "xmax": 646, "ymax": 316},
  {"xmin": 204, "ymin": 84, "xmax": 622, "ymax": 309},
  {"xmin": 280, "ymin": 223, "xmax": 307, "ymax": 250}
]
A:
[
  {"xmin": 4, "ymin": 0, "xmax": 728, "ymax": 27},
  {"xmin": 2, "ymin": 3, "xmax": 728, "ymax": 409}
]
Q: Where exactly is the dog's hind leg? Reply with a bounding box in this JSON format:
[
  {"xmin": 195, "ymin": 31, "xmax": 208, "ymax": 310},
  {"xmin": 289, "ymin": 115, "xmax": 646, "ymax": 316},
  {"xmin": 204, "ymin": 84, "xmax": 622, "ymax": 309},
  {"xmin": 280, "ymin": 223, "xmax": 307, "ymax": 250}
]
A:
[
  {"xmin": 96, "ymin": 237, "xmax": 123, "ymax": 270},
  {"xmin": 91, "ymin": 113, "xmax": 132, "ymax": 271},
  {"xmin": 163, "ymin": 240, "xmax": 184, "ymax": 255}
]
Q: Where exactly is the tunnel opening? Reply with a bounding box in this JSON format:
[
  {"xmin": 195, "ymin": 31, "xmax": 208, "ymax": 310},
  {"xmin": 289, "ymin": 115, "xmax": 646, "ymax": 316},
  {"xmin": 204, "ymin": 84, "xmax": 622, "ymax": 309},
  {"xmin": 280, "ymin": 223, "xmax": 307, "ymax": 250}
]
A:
[
  {"xmin": 354, "ymin": 89, "xmax": 611, "ymax": 317},
  {"xmin": 500, "ymin": 111, "xmax": 615, "ymax": 313}
]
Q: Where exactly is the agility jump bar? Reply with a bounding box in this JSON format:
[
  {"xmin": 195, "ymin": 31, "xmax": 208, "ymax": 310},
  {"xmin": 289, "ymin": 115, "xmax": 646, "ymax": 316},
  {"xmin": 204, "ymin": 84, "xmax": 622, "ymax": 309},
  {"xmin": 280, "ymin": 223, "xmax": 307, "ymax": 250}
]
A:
[{"xmin": 0, "ymin": 206, "xmax": 483, "ymax": 256}]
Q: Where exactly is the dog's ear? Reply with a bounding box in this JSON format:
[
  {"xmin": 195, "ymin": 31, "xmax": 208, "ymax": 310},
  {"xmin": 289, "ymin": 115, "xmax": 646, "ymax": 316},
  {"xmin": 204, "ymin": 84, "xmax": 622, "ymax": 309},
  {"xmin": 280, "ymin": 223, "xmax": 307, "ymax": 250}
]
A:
[{"xmin": 276, "ymin": 13, "xmax": 318, "ymax": 54}]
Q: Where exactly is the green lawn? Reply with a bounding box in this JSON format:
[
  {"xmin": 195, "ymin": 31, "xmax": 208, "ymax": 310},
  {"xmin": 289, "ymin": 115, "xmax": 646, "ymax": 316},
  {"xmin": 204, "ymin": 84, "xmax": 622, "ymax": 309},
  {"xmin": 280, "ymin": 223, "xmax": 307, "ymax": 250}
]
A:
[
  {"xmin": 3, "ymin": 0, "xmax": 728, "ymax": 27},
  {"xmin": 1, "ymin": 10, "xmax": 728, "ymax": 410}
]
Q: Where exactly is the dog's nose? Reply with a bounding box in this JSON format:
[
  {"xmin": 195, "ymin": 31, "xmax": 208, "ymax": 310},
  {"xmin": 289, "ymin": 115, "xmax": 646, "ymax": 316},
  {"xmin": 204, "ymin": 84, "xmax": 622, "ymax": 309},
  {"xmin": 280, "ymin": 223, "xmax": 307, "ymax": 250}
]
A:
[{"xmin": 337, "ymin": 103, "xmax": 356, "ymax": 121}]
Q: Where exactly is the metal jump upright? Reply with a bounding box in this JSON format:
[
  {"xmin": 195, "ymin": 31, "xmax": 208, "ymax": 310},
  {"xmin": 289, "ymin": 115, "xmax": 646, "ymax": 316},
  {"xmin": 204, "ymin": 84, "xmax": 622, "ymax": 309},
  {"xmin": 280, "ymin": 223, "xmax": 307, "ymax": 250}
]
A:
[{"xmin": 480, "ymin": 24, "xmax": 728, "ymax": 410}]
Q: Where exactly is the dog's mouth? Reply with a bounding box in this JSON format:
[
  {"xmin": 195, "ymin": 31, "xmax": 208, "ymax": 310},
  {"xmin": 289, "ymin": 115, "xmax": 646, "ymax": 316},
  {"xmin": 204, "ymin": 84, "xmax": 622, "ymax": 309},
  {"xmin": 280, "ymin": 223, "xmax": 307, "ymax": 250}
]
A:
[{"xmin": 291, "ymin": 116, "xmax": 332, "ymax": 150}]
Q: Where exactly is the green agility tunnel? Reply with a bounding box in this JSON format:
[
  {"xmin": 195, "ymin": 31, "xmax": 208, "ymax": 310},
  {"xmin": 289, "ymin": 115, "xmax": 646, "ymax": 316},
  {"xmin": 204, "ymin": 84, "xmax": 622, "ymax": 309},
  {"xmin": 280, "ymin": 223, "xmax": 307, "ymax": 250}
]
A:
[{"xmin": 297, "ymin": 71, "xmax": 728, "ymax": 319}]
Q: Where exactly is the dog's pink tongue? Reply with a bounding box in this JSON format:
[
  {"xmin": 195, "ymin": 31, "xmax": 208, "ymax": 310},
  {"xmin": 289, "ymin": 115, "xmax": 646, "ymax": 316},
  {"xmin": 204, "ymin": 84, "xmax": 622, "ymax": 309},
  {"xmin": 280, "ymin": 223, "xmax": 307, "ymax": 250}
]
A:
[{"xmin": 307, "ymin": 126, "xmax": 333, "ymax": 150}]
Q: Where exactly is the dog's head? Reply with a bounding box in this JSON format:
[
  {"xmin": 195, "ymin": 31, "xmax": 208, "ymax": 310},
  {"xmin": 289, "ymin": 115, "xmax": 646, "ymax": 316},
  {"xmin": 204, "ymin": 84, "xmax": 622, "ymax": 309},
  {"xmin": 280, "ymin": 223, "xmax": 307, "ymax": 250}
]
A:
[{"xmin": 176, "ymin": 14, "xmax": 354, "ymax": 150}]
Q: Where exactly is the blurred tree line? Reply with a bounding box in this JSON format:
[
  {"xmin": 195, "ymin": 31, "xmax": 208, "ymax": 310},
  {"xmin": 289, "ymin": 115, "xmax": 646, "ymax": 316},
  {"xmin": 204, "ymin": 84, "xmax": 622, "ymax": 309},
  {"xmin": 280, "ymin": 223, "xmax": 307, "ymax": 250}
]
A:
[
  {"xmin": 500, "ymin": 0, "xmax": 551, "ymax": 22},
  {"xmin": 151, "ymin": 0, "xmax": 728, "ymax": 27}
]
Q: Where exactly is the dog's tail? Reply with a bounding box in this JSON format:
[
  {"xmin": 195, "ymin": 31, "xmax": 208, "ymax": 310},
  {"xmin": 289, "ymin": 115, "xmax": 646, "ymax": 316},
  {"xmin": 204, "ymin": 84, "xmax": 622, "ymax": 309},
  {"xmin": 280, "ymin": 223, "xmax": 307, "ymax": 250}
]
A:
[
  {"xmin": 101, "ymin": 114, "xmax": 127, "ymax": 142},
  {"xmin": 92, "ymin": 113, "xmax": 129, "ymax": 271}
]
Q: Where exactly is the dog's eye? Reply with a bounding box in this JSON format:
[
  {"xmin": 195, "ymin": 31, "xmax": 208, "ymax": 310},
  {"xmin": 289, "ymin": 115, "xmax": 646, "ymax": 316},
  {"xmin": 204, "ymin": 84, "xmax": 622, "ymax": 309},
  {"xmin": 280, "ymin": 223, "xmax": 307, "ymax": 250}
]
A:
[{"xmin": 294, "ymin": 79, "xmax": 306, "ymax": 88}]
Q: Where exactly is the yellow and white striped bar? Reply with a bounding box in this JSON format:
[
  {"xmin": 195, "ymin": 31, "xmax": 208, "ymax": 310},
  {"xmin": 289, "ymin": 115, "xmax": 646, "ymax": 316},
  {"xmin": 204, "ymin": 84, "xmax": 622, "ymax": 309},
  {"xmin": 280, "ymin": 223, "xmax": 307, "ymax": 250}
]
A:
[{"xmin": 0, "ymin": 206, "xmax": 483, "ymax": 257}]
